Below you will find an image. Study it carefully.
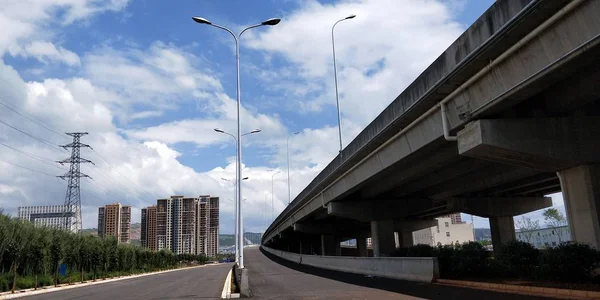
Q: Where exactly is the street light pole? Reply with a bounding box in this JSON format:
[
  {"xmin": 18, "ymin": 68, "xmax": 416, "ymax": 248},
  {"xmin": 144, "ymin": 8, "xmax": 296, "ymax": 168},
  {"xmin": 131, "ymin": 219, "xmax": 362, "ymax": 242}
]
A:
[
  {"xmin": 215, "ymin": 128, "xmax": 258, "ymax": 264},
  {"xmin": 287, "ymin": 132, "xmax": 299, "ymax": 205},
  {"xmin": 196, "ymin": 17, "xmax": 280, "ymax": 269},
  {"xmin": 222, "ymin": 177, "xmax": 248, "ymax": 264},
  {"xmin": 271, "ymin": 170, "xmax": 281, "ymax": 222},
  {"xmin": 332, "ymin": 14, "xmax": 356, "ymax": 153}
]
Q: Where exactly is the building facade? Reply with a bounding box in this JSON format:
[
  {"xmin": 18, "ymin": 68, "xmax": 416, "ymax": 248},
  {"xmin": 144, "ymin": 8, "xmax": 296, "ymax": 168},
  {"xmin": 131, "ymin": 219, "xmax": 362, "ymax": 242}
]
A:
[
  {"xmin": 141, "ymin": 205, "xmax": 157, "ymax": 250},
  {"xmin": 155, "ymin": 195, "xmax": 219, "ymax": 256},
  {"xmin": 97, "ymin": 203, "xmax": 131, "ymax": 243},
  {"xmin": 516, "ymin": 226, "xmax": 571, "ymax": 249},
  {"xmin": 413, "ymin": 214, "xmax": 474, "ymax": 246},
  {"xmin": 17, "ymin": 205, "xmax": 79, "ymax": 232}
]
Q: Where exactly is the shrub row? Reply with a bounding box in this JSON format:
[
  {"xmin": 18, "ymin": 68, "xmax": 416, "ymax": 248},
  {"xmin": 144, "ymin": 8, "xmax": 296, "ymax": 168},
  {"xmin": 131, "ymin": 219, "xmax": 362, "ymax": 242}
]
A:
[
  {"xmin": 0, "ymin": 213, "xmax": 210, "ymax": 293},
  {"xmin": 391, "ymin": 241, "xmax": 600, "ymax": 282}
]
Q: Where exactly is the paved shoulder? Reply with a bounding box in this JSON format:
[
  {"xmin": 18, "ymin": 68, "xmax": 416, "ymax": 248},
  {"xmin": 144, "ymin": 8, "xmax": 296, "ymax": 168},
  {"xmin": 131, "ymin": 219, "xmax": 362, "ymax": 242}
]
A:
[
  {"xmin": 22, "ymin": 263, "xmax": 233, "ymax": 300},
  {"xmin": 245, "ymin": 247, "xmax": 552, "ymax": 300}
]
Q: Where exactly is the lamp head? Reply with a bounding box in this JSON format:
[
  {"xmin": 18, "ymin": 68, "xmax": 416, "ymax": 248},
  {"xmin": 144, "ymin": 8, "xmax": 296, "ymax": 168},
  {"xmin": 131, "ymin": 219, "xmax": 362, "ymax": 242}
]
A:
[
  {"xmin": 294, "ymin": 131, "xmax": 300, "ymax": 135},
  {"xmin": 192, "ymin": 17, "xmax": 212, "ymax": 25},
  {"xmin": 346, "ymin": 14, "xmax": 356, "ymax": 20},
  {"xmin": 250, "ymin": 129, "xmax": 261, "ymax": 134},
  {"xmin": 242, "ymin": 177, "xmax": 249, "ymax": 180},
  {"xmin": 214, "ymin": 128, "xmax": 224, "ymax": 133},
  {"xmin": 261, "ymin": 18, "xmax": 281, "ymax": 26}
]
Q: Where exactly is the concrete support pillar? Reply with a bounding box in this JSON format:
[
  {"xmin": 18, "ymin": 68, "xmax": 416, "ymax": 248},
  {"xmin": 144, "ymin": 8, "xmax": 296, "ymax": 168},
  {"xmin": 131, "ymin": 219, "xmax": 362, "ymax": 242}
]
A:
[
  {"xmin": 489, "ymin": 216, "xmax": 515, "ymax": 256},
  {"xmin": 356, "ymin": 237, "xmax": 367, "ymax": 257},
  {"xmin": 321, "ymin": 234, "xmax": 340, "ymax": 256},
  {"xmin": 558, "ymin": 164, "xmax": 600, "ymax": 249},
  {"xmin": 371, "ymin": 220, "xmax": 396, "ymax": 257},
  {"xmin": 397, "ymin": 231, "xmax": 414, "ymax": 248}
]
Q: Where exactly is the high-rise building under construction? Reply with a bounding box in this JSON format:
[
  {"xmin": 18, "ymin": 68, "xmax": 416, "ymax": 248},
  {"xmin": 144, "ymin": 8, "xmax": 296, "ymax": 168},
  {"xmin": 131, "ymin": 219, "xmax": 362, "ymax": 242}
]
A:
[
  {"xmin": 97, "ymin": 203, "xmax": 131, "ymax": 243},
  {"xmin": 143, "ymin": 195, "xmax": 219, "ymax": 257},
  {"xmin": 141, "ymin": 205, "xmax": 157, "ymax": 251}
]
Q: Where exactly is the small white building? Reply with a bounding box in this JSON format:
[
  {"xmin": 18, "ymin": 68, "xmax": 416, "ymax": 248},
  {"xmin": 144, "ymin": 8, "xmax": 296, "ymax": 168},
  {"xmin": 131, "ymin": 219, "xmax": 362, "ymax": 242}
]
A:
[
  {"xmin": 516, "ymin": 226, "xmax": 571, "ymax": 248},
  {"xmin": 413, "ymin": 215, "xmax": 474, "ymax": 246}
]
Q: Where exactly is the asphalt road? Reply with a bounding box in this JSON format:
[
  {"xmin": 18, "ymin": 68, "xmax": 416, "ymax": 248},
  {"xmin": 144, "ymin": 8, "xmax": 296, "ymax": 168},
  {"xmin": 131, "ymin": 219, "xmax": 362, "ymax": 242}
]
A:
[
  {"xmin": 22, "ymin": 263, "xmax": 233, "ymax": 300},
  {"xmin": 245, "ymin": 247, "xmax": 552, "ymax": 300}
]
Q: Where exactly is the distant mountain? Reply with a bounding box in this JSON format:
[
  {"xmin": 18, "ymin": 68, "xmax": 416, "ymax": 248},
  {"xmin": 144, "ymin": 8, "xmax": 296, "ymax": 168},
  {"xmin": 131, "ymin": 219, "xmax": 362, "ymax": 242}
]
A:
[
  {"xmin": 220, "ymin": 234, "xmax": 235, "ymax": 247},
  {"xmin": 474, "ymin": 228, "xmax": 491, "ymax": 241}
]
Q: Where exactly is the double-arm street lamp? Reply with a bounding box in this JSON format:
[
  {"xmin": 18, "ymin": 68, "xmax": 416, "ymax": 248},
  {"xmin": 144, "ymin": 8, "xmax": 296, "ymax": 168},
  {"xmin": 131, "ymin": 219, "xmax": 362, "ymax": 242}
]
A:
[
  {"xmin": 195, "ymin": 16, "xmax": 280, "ymax": 269},
  {"xmin": 332, "ymin": 14, "xmax": 356, "ymax": 153},
  {"xmin": 214, "ymin": 128, "xmax": 259, "ymax": 266}
]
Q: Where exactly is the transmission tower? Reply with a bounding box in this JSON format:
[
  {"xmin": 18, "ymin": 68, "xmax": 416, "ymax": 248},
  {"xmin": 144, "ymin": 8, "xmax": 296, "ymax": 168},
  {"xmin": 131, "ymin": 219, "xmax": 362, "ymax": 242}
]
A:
[{"xmin": 58, "ymin": 132, "xmax": 94, "ymax": 233}]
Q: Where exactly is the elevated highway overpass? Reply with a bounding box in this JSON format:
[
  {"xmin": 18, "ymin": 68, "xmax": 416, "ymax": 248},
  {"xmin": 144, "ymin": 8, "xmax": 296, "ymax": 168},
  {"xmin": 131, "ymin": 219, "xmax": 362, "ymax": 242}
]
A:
[{"xmin": 262, "ymin": 0, "xmax": 600, "ymax": 259}]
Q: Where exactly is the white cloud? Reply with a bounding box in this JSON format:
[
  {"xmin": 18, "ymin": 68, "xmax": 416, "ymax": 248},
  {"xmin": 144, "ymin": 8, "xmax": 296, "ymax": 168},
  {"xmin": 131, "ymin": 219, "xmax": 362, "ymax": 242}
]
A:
[
  {"xmin": 10, "ymin": 41, "xmax": 81, "ymax": 66},
  {"xmin": 245, "ymin": 0, "xmax": 464, "ymax": 131},
  {"xmin": 0, "ymin": 0, "xmax": 130, "ymax": 58},
  {"xmin": 83, "ymin": 42, "xmax": 222, "ymax": 110}
]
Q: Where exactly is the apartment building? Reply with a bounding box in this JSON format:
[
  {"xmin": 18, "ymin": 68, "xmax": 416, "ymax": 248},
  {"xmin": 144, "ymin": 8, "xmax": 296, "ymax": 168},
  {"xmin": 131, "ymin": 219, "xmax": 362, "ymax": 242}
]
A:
[
  {"xmin": 98, "ymin": 203, "xmax": 131, "ymax": 243},
  {"xmin": 17, "ymin": 205, "xmax": 79, "ymax": 232},
  {"xmin": 413, "ymin": 214, "xmax": 474, "ymax": 246},
  {"xmin": 154, "ymin": 195, "xmax": 219, "ymax": 256},
  {"xmin": 141, "ymin": 205, "xmax": 157, "ymax": 250}
]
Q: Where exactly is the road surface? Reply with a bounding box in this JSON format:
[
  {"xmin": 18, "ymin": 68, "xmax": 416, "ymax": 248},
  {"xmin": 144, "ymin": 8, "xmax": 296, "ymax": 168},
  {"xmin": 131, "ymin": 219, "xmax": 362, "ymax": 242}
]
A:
[
  {"xmin": 245, "ymin": 247, "xmax": 551, "ymax": 299},
  {"xmin": 22, "ymin": 263, "xmax": 232, "ymax": 300}
]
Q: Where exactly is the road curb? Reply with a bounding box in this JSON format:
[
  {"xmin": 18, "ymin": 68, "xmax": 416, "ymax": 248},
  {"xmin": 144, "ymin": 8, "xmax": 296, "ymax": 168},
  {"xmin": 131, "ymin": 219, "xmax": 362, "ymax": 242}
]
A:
[
  {"xmin": 0, "ymin": 264, "xmax": 218, "ymax": 299},
  {"xmin": 436, "ymin": 279, "xmax": 600, "ymax": 300}
]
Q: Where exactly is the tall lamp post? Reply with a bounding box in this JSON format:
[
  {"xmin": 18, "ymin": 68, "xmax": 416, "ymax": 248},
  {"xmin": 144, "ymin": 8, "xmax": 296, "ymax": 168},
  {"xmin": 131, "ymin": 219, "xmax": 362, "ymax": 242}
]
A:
[
  {"xmin": 195, "ymin": 15, "xmax": 279, "ymax": 269},
  {"xmin": 211, "ymin": 114, "xmax": 263, "ymax": 269},
  {"xmin": 287, "ymin": 132, "xmax": 299, "ymax": 205},
  {"xmin": 271, "ymin": 170, "xmax": 281, "ymax": 222},
  {"xmin": 222, "ymin": 176, "xmax": 248, "ymax": 263},
  {"xmin": 331, "ymin": 14, "xmax": 356, "ymax": 153}
]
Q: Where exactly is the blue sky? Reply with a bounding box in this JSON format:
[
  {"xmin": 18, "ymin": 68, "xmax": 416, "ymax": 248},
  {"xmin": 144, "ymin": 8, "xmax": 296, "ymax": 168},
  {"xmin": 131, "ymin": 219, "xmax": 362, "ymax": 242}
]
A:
[{"xmin": 0, "ymin": 0, "xmax": 565, "ymax": 234}]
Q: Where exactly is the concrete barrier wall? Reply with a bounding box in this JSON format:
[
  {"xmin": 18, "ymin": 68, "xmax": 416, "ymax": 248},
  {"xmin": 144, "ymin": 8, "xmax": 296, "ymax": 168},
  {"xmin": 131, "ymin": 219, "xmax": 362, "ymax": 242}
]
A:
[{"xmin": 262, "ymin": 246, "xmax": 439, "ymax": 283}]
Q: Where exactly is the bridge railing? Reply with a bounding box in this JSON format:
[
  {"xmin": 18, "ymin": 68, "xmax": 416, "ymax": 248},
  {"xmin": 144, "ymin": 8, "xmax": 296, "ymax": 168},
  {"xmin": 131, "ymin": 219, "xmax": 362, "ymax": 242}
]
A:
[{"xmin": 262, "ymin": 246, "xmax": 439, "ymax": 283}]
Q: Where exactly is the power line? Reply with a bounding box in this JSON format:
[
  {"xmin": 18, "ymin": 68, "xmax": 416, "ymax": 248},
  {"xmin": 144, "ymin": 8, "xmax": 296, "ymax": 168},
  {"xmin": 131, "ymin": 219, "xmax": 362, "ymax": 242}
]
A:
[
  {"xmin": 0, "ymin": 158, "xmax": 57, "ymax": 177},
  {"xmin": 0, "ymin": 141, "xmax": 66, "ymax": 170},
  {"xmin": 85, "ymin": 166, "xmax": 154, "ymax": 207},
  {"xmin": 0, "ymin": 119, "xmax": 65, "ymax": 151},
  {"xmin": 0, "ymin": 98, "xmax": 68, "ymax": 140},
  {"xmin": 91, "ymin": 149, "xmax": 158, "ymax": 201}
]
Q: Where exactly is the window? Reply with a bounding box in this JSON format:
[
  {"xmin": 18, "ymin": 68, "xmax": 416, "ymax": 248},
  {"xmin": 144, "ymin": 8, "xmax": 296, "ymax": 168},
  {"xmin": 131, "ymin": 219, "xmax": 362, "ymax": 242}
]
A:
[
  {"xmin": 446, "ymin": 232, "xmax": 450, "ymax": 237},
  {"xmin": 445, "ymin": 222, "xmax": 449, "ymax": 227},
  {"xmin": 436, "ymin": 226, "xmax": 440, "ymax": 233}
]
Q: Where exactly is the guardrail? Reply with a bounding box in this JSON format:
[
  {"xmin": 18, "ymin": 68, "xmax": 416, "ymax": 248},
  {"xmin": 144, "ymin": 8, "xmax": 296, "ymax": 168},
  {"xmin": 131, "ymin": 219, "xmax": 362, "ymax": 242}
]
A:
[{"xmin": 262, "ymin": 246, "xmax": 439, "ymax": 283}]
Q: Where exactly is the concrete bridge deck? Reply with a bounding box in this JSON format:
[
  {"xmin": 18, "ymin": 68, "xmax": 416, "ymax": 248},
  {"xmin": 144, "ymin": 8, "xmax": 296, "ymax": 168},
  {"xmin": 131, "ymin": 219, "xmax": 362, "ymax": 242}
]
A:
[{"xmin": 245, "ymin": 247, "xmax": 550, "ymax": 300}]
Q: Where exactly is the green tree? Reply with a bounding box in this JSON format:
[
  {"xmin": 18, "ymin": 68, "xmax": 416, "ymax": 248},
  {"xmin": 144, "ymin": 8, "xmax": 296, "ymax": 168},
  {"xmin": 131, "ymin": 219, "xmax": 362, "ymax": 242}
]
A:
[
  {"xmin": 50, "ymin": 230, "xmax": 65, "ymax": 286},
  {"xmin": 7, "ymin": 221, "xmax": 33, "ymax": 293},
  {"xmin": 516, "ymin": 216, "xmax": 540, "ymax": 244},
  {"xmin": 543, "ymin": 208, "xmax": 568, "ymax": 243},
  {"xmin": 28, "ymin": 227, "xmax": 51, "ymax": 289}
]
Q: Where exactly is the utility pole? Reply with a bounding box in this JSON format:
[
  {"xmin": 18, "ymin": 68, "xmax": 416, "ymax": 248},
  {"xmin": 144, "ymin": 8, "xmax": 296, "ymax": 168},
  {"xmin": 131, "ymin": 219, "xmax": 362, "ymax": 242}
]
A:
[{"xmin": 58, "ymin": 132, "xmax": 93, "ymax": 233}]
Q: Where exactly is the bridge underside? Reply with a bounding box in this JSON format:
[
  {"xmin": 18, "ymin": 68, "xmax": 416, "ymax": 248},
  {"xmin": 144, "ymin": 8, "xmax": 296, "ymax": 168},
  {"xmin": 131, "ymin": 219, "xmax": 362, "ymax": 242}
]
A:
[{"xmin": 264, "ymin": 0, "xmax": 600, "ymax": 257}]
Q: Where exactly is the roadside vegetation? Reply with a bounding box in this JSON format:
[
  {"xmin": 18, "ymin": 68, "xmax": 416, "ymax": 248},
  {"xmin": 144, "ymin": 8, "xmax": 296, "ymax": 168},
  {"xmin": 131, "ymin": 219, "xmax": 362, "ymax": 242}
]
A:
[
  {"xmin": 391, "ymin": 241, "xmax": 600, "ymax": 284},
  {"xmin": 0, "ymin": 212, "xmax": 209, "ymax": 293}
]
